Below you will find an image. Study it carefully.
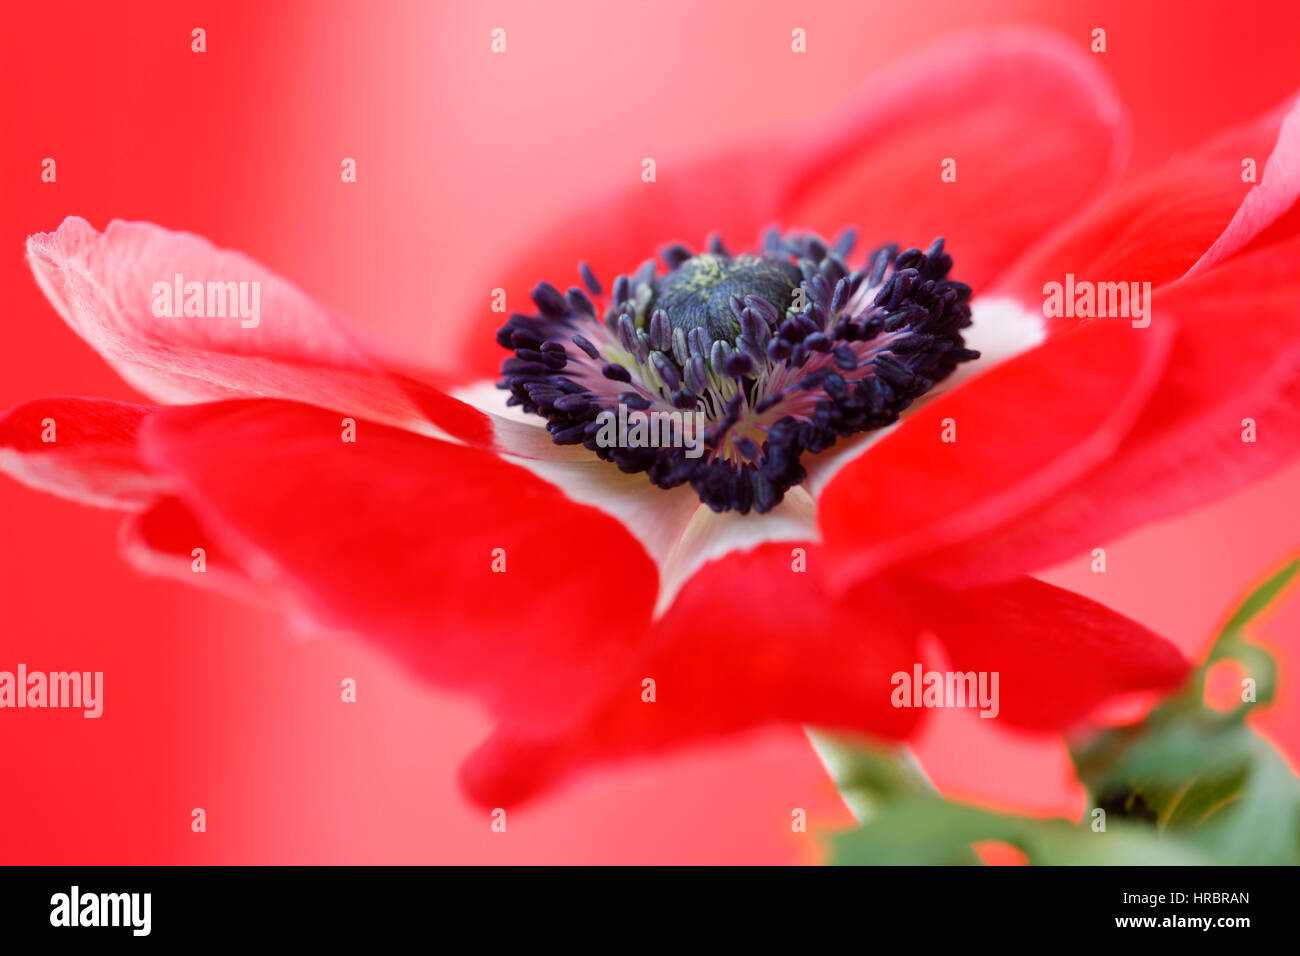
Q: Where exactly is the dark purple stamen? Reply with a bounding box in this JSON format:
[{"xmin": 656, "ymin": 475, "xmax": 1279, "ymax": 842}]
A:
[{"xmin": 495, "ymin": 228, "xmax": 978, "ymax": 514}]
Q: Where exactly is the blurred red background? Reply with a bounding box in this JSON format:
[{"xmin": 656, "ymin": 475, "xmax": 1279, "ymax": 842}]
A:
[{"xmin": 3, "ymin": 0, "xmax": 1298, "ymax": 863}]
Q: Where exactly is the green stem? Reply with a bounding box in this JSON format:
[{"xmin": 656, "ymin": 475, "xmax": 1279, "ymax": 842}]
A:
[
  {"xmin": 810, "ymin": 729, "xmax": 985, "ymax": 864},
  {"xmin": 805, "ymin": 728, "xmax": 935, "ymax": 823}
]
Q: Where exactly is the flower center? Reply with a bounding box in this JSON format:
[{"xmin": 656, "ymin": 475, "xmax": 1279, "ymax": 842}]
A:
[
  {"xmin": 496, "ymin": 229, "xmax": 978, "ymax": 514},
  {"xmin": 649, "ymin": 253, "xmax": 799, "ymax": 341}
]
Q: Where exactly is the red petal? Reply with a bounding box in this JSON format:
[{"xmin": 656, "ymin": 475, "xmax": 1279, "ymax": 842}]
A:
[
  {"xmin": 817, "ymin": 318, "xmax": 1174, "ymax": 594},
  {"xmin": 1186, "ymin": 94, "xmax": 1300, "ymax": 277},
  {"xmin": 785, "ymin": 27, "xmax": 1127, "ymax": 291},
  {"xmin": 996, "ymin": 92, "xmax": 1300, "ymax": 320},
  {"xmin": 917, "ymin": 577, "xmax": 1188, "ymax": 731},
  {"xmin": 138, "ymin": 399, "xmax": 659, "ymax": 730},
  {"xmin": 0, "ymin": 396, "xmax": 165, "ymax": 508},
  {"xmin": 461, "ymin": 544, "xmax": 924, "ymax": 807},
  {"xmin": 461, "ymin": 548, "xmax": 1188, "ymax": 807},
  {"xmin": 118, "ymin": 495, "xmax": 266, "ymax": 601},
  {"xmin": 27, "ymin": 217, "xmax": 494, "ymax": 448},
  {"xmin": 917, "ymin": 234, "xmax": 1300, "ymax": 586},
  {"xmin": 458, "ymin": 27, "xmax": 1126, "ymax": 378}
]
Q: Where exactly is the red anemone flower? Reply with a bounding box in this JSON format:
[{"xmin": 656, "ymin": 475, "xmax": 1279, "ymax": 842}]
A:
[{"xmin": 4, "ymin": 27, "xmax": 1300, "ymax": 807}]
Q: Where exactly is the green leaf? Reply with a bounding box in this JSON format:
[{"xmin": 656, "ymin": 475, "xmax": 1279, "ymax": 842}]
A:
[
  {"xmin": 1215, "ymin": 558, "xmax": 1299, "ymax": 641},
  {"xmin": 1069, "ymin": 555, "xmax": 1300, "ymax": 864},
  {"xmin": 830, "ymin": 795, "xmax": 1212, "ymax": 865},
  {"xmin": 824, "ymin": 555, "xmax": 1300, "ymax": 866},
  {"xmin": 1181, "ymin": 556, "xmax": 1298, "ymax": 711}
]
